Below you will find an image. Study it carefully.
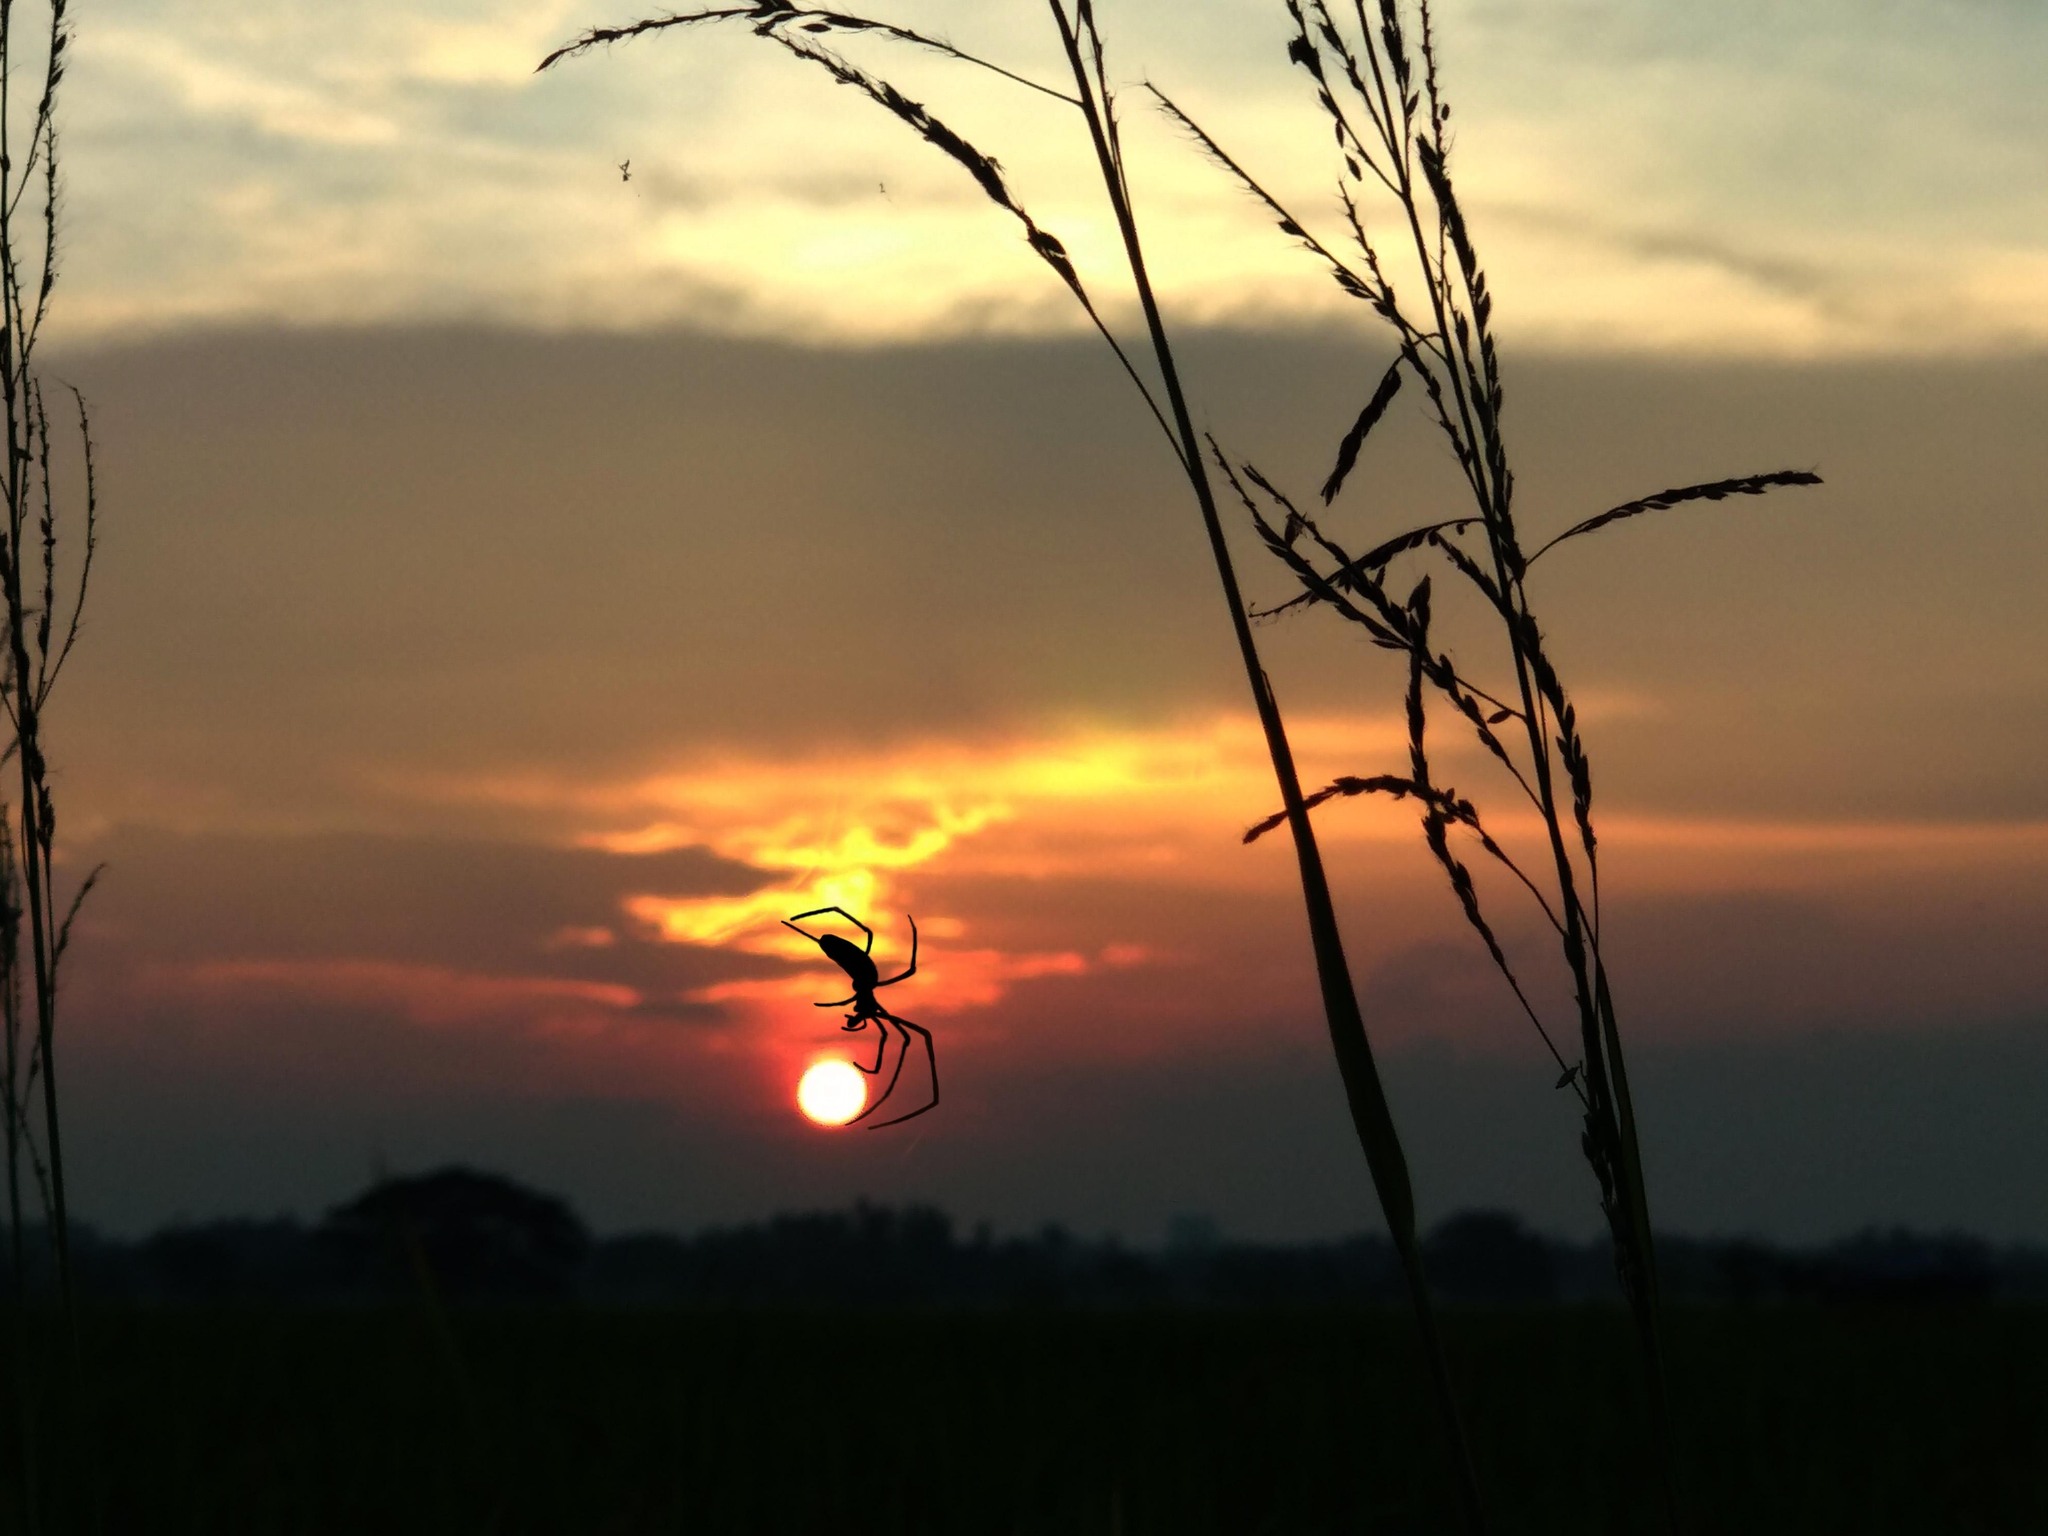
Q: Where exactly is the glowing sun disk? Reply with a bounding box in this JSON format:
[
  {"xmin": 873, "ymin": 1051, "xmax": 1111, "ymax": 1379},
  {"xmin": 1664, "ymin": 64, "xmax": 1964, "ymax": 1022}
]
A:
[{"xmin": 797, "ymin": 1059, "xmax": 866, "ymax": 1127}]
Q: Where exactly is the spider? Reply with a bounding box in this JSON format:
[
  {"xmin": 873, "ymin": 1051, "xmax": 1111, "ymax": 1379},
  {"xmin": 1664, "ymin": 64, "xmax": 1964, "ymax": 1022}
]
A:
[{"xmin": 782, "ymin": 906, "xmax": 936, "ymax": 1128}]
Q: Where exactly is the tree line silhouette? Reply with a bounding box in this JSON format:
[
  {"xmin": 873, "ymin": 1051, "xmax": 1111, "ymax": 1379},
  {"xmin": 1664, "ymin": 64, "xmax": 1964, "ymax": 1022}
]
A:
[{"xmin": 49, "ymin": 1167, "xmax": 2042, "ymax": 1308}]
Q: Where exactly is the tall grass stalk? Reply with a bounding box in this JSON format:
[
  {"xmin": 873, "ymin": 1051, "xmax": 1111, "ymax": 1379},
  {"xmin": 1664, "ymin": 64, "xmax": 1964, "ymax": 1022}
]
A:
[
  {"xmin": 0, "ymin": 0, "xmax": 101, "ymax": 1330},
  {"xmin": 1169, "ymin": 0, "xmax": 1820, "ymax": 1519},
  {"xmin": 542, "ymin": 3, "xmax": 1486, "ymax": 1526}
]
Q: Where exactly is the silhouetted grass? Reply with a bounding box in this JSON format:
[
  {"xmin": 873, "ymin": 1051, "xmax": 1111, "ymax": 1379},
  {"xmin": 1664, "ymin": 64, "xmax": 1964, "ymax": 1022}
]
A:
[
  {"xmin": 8, "ymin": 1302, "xmax": 2045, "ymax": 1534},
  {"xmin": 1159, "ymin": 1, "xmax": 1820, "ymax": 1519},
  {"xmin": 0, "ymin": 10, "xmax": 104, "ymax": 1536},
  {"xmin": 0, "ymin": 0, "xmax": 101, "ymax": 1322},
  {"xmin": 0, "ymin": 4, "xmax": 107, "ymax": 1528},
  {"xmin": 538, "ymin": 1, "xmax": 1843, "ymax": 1525},
  {"xmin": 541, "ymin": 5, "xmax": 1487, "ymax": 1524}
]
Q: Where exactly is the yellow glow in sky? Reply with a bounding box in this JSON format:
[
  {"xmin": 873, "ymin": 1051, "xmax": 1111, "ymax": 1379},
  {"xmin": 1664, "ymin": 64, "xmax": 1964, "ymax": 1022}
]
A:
[
  {"xmin": 401, "ymin": 701, "xmax": 2048, "ymax": 1068},
  {"xmin": 62, "ymin": 1, "xmax": 2048, "ymax": 352},
  {"xmin": 585, "ymin": 711, "xmax": 1410, "ymax": 959}
]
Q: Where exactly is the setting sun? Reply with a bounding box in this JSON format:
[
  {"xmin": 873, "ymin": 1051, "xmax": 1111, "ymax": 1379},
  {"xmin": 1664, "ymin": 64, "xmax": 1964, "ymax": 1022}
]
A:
[{"xmin": 796, "ymin": 1059, "xmax": 867, "ymax": 1127}]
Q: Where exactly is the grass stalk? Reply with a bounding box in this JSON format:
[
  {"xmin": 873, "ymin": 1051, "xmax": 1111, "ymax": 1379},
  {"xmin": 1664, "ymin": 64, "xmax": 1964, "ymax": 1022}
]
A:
[
  {"xmin": 1183, "ymin": 1, "xmax": 1824, "ymax": 1520},
  {"xmin": 0, "ymin": 0, "xmax": 101, "ymax": 1343},
  {"xmin": 0, "ymin": 15, "xmax": 95, "ymax": 1529},
  {"xmin": 542, "ymin": 3, "xmax": 1486, "ymax": 1525},
  {"xmin": 1039, "ymin": 8, "xmax": 1484, "ymax": 1526},
  {"xmin": 3, "ymin": 819, "xmax": 23, "ymax": 1301}
]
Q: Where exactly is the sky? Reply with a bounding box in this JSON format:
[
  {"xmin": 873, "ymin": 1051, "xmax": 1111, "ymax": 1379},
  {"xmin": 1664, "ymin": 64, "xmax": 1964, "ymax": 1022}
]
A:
[
  {"xmin": 28, "ymin": 0, "xmax": 2048, "ymax": 1243},
  {"xmin": 63, "ymin": 0, "xmax": 2048, "ymax": 351}
]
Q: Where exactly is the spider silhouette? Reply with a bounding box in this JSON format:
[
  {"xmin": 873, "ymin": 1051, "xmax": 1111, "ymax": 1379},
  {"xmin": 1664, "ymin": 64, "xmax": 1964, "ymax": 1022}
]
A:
[{"xmin": 782, "ymin": 906, "xmax": 936, "ymax": 1128}]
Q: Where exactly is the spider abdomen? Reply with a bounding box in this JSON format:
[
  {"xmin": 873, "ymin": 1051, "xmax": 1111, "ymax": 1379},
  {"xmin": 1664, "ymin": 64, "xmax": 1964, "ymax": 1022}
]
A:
[{"xmin": 819, "ymin": 932, "xmax": 879, "ymax": 988}]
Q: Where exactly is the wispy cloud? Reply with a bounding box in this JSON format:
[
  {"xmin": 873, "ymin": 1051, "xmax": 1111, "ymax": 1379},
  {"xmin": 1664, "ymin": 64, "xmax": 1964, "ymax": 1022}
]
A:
[
  {"xmin": 435, "ymin": 713, "xmax": 1411, "ymax": 999},
  {"xmin": 63, "ymin": 702, "xmax": 2048, "ymax": 1179},
  {"xmin": 54, "ymin": 0, "xmax": 2048, "ymax": 352}
]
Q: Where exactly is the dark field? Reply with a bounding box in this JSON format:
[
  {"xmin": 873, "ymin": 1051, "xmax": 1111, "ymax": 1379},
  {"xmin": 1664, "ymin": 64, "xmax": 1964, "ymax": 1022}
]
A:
[{"xmin": 6, "ymin": 1304, "xmax": 2044, "ymax": 1533}]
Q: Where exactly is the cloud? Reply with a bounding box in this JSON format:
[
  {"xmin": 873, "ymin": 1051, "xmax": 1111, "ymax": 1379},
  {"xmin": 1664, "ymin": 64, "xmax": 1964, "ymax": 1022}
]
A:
[
  {"xmin": 50, "ymin": 328, "xmax": 2048, "ymax": 839},
  {"xmin": 81, "ymin": 826, "xmax": 765, "ymax": 966},
  {"xmin": 38, "ymin": 325, "xmax": 2048, "ymax": 1236},
  {"xmin": 90, "ymin": 27, "xmax": 402, "ymax": 146},
  {"xmin": 172, "ymin": 956, "xmax": 649, "ymax": 1032},
  {"xmin": 69, "ymin": 827, "xmax": 782, "ymax": 1070},
  {"xmin": 409, "ymin": 710, "xmax": 1415, "ymax": 1038},
  {"xmin": 51, "ymin": 0, "xmax": 2048, "ymax": 352}
]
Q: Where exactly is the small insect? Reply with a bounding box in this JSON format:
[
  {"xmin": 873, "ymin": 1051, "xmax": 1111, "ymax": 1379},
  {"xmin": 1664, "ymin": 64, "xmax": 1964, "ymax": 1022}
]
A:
[
  {"xmin": 619, "ymin": 158, "xmax": 632, "ymax": 182},
  {"xmin": 783, "ymin": 906, "xmax": 936, "ymax": 1128}
]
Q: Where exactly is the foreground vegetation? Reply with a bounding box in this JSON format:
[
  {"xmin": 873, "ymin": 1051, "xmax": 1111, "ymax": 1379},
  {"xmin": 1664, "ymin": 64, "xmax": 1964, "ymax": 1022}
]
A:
[
  {"xmin": 56, "ymin": 1174, "xmax": 2048, "ymax": 1309},
  {"xmin": 543, "ymin": 6, "xmax": 1825, "ymax": 1519},
  {"xmin": 5, "ymin": 1302, "xmax": 2042, "ymax": 1534}
]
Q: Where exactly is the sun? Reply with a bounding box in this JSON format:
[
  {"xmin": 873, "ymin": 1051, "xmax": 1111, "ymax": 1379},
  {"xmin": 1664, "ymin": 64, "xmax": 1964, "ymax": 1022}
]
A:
[{"xmin": 796, "ymin": 1058, "xmax": 867, "ymax": 1127}]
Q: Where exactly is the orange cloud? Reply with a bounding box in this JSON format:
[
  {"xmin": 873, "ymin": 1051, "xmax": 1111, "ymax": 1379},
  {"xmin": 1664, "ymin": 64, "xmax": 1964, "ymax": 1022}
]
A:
[
  {"xmin": 585, "ymin": 715, "xmax": 1424, "ymax": 1015},
  {"xmin": 408, "ymin": 711, "xmax": 2048, "ymax": 1064},
  {"xmin": 534, "ymin": 706, "xmax": 1395, "ymax": 896},
  {"xmin": 692, "ymin": 945, "xmax": 1089, "ymax": 1023},
  {"xmin": 413, "ymin": 711, "xmax": 1424, "ymax": 1026}
]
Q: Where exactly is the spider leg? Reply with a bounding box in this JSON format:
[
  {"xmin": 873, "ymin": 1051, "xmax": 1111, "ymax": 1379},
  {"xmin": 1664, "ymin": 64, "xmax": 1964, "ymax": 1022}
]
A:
[
  {"xmin": 863, "ymin": 1014, "xmax": 938, "ymax": 1129},
  {"xmin": 786, "ymin": 917, "xmax": 860, "ymax": 1008},
  {"xmin": 876, "ymin": 913, "xmax": 919, "ymax": 988},
  {"xmin": 786, "ymin": 906, "xmax": 875, "ymax": 954},
  {"xmin": 847, "ymin": 1018, "xmax": 911, "ymax": 1126},
  {"xmin": 845, "ymin": 1014, "xmax": 889, "ymax": 1076}
]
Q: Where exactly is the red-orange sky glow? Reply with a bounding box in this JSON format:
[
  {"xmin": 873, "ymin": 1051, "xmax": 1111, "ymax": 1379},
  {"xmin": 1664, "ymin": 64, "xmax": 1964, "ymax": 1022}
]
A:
[{"xmin": 47, "ymin": 329, "xmax": 2048, "ymax": 1244}]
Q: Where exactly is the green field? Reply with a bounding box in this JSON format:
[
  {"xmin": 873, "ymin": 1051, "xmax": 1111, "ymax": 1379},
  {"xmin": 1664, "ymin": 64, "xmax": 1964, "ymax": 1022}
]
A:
[{"xmin": 7, "ymin": 1305, "xmax": 2044, "ymax": 1533}]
